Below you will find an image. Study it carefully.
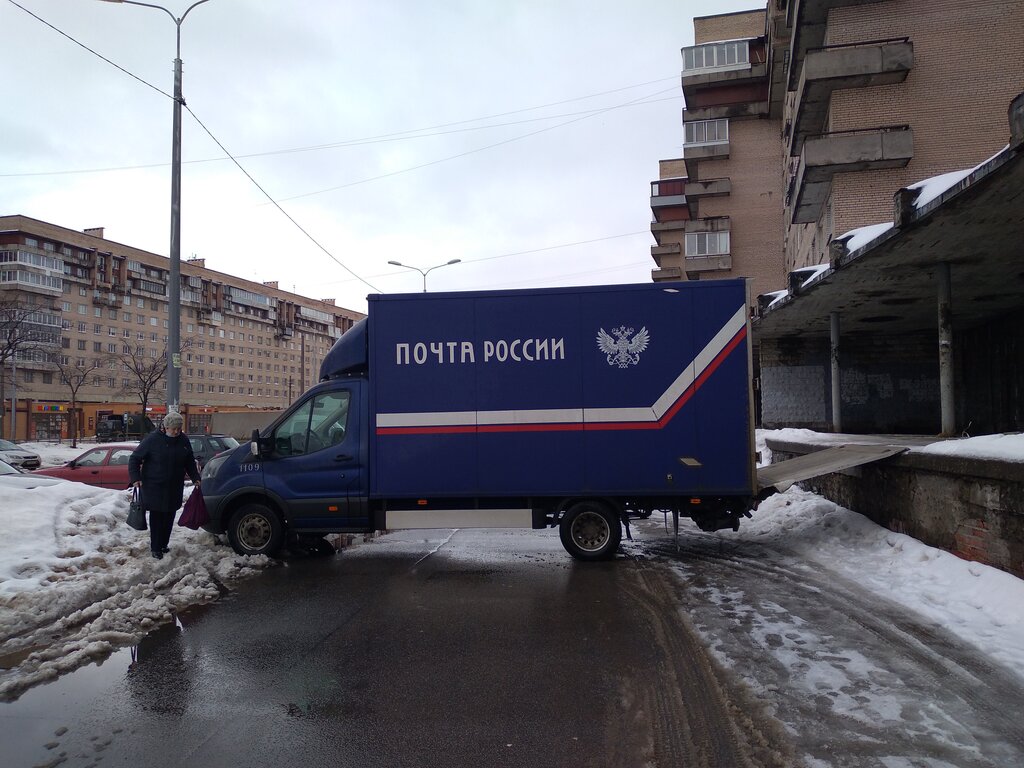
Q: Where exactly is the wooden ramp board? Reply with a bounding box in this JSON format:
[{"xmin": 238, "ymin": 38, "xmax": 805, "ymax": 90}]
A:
[{"xmin": 757, "ymin": 444, "xmax": 908, "ymax": 492}]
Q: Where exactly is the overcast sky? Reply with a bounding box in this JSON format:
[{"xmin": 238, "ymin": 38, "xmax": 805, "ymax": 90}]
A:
[{"xmin": 2, "ymin": 0, "xmax": 758, "ymax": 313}]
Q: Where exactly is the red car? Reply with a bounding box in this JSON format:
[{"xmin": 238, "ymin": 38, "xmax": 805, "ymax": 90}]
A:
[{"xmin": 32, "ymin": 444, "xmax": 137, "ymax": 489}]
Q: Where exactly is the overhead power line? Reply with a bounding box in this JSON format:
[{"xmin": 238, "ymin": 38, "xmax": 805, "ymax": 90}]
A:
[{"xmin": 0, "ymin": 94, "xmax": 682, "ymax": 179}]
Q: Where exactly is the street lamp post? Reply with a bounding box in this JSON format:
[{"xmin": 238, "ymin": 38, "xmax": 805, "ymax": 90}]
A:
[
  {"xmin": 387, "ymin": 259, "xmax": 462, "ymax": 292},
  {"xmin": 99, "ymin": 0, "xmax": 212, "ymax": 412}
]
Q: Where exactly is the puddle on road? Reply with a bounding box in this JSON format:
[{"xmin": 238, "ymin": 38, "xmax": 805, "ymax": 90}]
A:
[
  {"xmin": 0, "ymin": 601, "xmax": 215, "ymax": 697},
  {"xmin": 0, "ymin": 603, "xmax": 216, "ymax": 766}
]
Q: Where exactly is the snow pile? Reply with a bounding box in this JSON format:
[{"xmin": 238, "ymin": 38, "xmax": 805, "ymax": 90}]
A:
[
  {"xmin": 914, "ymin": 432, "xmax": 1024, "ymax": 462},
  {"xmin": 748, "ymin": 428, "xmax": 1024, "ymax": 672},
  {"xmin": 0, "ymin": 483, "xmax": 271, "ymax": 700},
  {"xmin": 731, "ymin": 487, "xmax": 1024, "ymax": 673}
]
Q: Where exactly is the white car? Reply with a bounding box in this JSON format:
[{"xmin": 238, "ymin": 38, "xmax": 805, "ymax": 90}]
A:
[
  {"xmin": 0, "ymin": 439, "xmax": 42, "ymax": 471},
  {"xmin": 0, "ymin": 458, "xmax": 67, "ymax": 489}
]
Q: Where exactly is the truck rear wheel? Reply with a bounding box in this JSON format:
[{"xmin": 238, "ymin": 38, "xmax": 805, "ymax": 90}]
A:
[
  {"xmin": 559, "ymin": 502, "xmax": 621, "ymax": 561},
  {"xmin": 228, "ymin": 503, "xmax": 284, "ymax": 557}
]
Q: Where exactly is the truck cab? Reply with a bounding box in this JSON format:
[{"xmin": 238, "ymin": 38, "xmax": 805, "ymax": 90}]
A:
[{"xmin": 201, "ymin": 376, "xmax": 371, "ymax": 555}]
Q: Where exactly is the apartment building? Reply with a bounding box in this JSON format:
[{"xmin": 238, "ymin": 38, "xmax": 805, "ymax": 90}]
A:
[
  {"xmin": 652, "ymin": 0, "xmax": 1023, "ymax": 293},
  {"xmin": 650, "ymin": 9, "xmax": 786, "ymax": 303},
  {"xmin": 777, "ymin": 0, "xmax": 1024, "ymax": 271},
  {"xmin": 0, "ymin": 215, "xmax": 364, "ymax": 440}
]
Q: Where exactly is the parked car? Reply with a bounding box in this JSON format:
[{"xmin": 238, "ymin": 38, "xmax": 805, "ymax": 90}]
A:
[
  {"xmin": 32, "ymin": 444, "xmax": 136, "ymax": 489},
  {"xmin": 0, "ymin": 458, "xmax": 67, "ymax": 489},
  {"xmin": 0, "ymin": 439, "xmax": 42, "ymax": 471},
  {"xmin": 187, "ymin": 433, "xmax": 240, "ymax": 469}
]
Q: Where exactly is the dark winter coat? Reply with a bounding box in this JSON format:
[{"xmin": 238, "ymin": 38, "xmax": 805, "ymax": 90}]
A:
[{"xmin": 129, "ymin": 431, "xmax": 201, "ymax": 513}]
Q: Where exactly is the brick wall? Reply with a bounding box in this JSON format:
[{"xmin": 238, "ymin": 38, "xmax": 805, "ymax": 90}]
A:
[
  {"xmin": 785, "ymin": 0, "xmax": 1024, "ymax": 270},
  {"xmin": 759, "ymin": 331, "xmax": 942, "ymax": 431},
  {"xmin": 768, "ymin": 441, "xmax": 1024, "ymax": 578},
  {"xmin": 699, "ymin": 119, "xmax": 786, "ymax": 299},
  {"xmin": 694, "ymin": 10, "xmax": 765, "ymax": 44}
]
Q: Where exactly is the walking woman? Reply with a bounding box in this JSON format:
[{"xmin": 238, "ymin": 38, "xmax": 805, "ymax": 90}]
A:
[{"xmin": 129, "ymin": 412, "xmax": 201, "ymax": 559}]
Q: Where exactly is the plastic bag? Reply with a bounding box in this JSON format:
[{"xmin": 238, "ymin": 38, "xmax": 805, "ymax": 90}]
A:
[{"xmin": 178, "ymin": 488, "xmax": 209, "ymax": 530}]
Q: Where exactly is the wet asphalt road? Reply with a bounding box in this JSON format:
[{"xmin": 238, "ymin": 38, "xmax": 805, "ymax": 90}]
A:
[{"xmin": 0, "ymin": 528, "xmax": 786, "ymax": 768}]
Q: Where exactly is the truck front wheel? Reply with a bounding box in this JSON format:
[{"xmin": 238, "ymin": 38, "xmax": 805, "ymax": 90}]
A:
[
  {"xmin": 559, "ymin": 502, "xmax": 621, "ymax": 561},
  {"xmin": 228, "ymin": 503, "xmax": 285, "ymax": 557}
]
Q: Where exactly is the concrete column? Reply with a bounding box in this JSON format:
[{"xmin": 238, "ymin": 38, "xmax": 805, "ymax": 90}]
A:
[
  {"xmin": 938, "ymin": 263, "xmax": 955, "ymax": 436},
  {"xmin": 830, "ymin": 311, "xmax": 842, "ymax": 433}
]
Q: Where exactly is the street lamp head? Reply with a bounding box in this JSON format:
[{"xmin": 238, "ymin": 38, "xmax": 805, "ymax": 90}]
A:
[
  {"xmin": 447, "ymin": 259, "xmax": 461, "ymax": 265},
  {"xmin": 387, "ymin": 260, "xmax": 403, "ymax": 267}
]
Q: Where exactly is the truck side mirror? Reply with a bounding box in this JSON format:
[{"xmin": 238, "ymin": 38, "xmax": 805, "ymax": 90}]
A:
[{"xmin": 250, "ymin": 429, "xmax": 260, "ymax": 456}]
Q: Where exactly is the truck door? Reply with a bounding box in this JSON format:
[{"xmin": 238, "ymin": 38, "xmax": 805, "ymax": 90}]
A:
[{"xmin": 261, "ymin": 385, "xmax": 367, "ymax": 529}]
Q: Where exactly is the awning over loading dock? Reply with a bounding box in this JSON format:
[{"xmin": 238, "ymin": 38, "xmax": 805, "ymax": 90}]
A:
[{"xmin": 757, "ymin": 444, "xmax": 908, "ymax": 493}]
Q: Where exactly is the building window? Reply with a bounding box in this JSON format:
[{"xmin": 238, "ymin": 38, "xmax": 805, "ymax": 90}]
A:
[
  {"xmin": 684, "ymin": 118, "xmax": 729, "ymax": 146},
  {"xmin": 685, "ymin": 231, "xmax": 730, "ymax": 257},
  {"xmin": 682, "ymin": 40, "xmax": 749, "ymax": 73}
]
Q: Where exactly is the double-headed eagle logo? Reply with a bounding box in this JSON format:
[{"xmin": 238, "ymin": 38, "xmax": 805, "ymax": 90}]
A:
[{"xmin": 596, "ymin": 325, "xmax": 650, "ymax": 368}]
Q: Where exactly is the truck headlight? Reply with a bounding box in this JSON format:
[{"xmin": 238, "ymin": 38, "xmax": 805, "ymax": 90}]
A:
[{"xmin": 202, "ymin": 453, "xmax": 230, "ymax": 481}]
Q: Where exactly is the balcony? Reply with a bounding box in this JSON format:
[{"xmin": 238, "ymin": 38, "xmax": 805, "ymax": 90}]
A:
[
  {"xmin": 790, "ymin": 126, "xmax": 913, "ymax": 224},
  {"xmin": 685, "ymin": 254, "xmax": 733, "ymax": 274},
  {"xmin": 789, "ymin": 39, "xmax": 914, "ymax": 156},
  {"xmin": 681, "ymin": 39, "xmax": 768, "ymax": 99},
  {"xmin": 91, "ymin": 290, "xmax": 120, "ymax": 307},
  {"xmin": 650, "ymin": 178, "xmax": 689, "ymax": 223},
  {"xmin": 786, "ymin": 0, "xmax": 895, "ymax": 91},
  {"xmin": 685, "ymin": 178, "xmax": 731, "ymax": 199},
  {"xmin": 683, "ymin": 141, "xmax": 730, "ymax": 180},
  {"xmin": 682, "ymin": 60, "xmax": 768, "ymax": 92},
  {"xmin": 650, "ymin": 243, "xmax": 681, "ymax": 268},
  {"xmin": 650, "ymin": 219, "xmax": 688, "ymax": 246},
  {"xmin": 651, "ymin": 266, "xmax": 684, "ymax": 282}
]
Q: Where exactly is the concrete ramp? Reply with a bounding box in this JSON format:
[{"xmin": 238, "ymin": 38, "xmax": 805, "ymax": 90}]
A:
[{"xmin": 757, "ymin": 444, "xmax": 908, "ymax": 493}]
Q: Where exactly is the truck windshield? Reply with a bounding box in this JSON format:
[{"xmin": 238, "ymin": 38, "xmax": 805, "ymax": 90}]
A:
[{"xmin": 272, "ymin": 391, "xmax": 350, "ymax": 456}]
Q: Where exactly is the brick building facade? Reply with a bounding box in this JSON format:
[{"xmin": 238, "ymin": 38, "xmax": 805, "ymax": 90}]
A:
[
  {"xmin": 651, "ymin": 0, "xmax": 1023, "ymax": 296},
  {"xmin": 0, "ymin": 215, "xmax": 364, "ymax": 440}
]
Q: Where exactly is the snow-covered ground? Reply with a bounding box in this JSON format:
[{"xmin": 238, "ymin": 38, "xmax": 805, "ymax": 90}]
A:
[
  {"xmin": 1, "ymin": 441, "xmax": 271, "ymax": 701},
  {"xmin": 752, "ymin": 430, "xmax": 1024, "ymax": 674},
  {"xmin": 1, "ymin": 432, "xmax": 1022, "ymax": 706}
]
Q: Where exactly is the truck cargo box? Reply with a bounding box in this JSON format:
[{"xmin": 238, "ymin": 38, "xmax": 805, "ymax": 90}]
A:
[{"xmin": 365, "ymin": 280, "xmax": 754, "ymax": 500}]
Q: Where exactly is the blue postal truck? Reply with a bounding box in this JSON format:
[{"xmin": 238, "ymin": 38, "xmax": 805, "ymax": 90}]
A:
[{"xmin": 200, "ymin": 280, "xmax": 757, "ymax": 560}]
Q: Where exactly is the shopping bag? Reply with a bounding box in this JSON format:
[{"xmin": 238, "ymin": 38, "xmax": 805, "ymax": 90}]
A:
[
  {"xmin": 126, "ymin": 488, "xmax": 147, "ymax": 531},
  {"xmin": 178, "ymin": 488, "xmax": 209, "ymax": 530}
]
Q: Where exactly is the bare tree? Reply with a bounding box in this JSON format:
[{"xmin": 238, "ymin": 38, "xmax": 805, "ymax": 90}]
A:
[
  {"xmin": 0, "ymin": 294, "xmax": 61, "ymax": 439},
  {"xmin": 52, "ymin": 357, "xmax": 104, "ymax": 448},
  {"xmin": 106, "ymin": 337, "xmax": 194, "ymax": 418}
]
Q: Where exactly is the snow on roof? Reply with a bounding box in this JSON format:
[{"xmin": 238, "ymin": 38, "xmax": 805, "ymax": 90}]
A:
[
  {"xmin": 793, "ymin": 263, "xmax": 829, "ymax": 289},
  {"xmin": 908, "ymin": 144, "xmax": 1010, "ymax": 210},
  {"xmin": 836, "ymin": 221, "xmax": 894, "ymax": 252}
]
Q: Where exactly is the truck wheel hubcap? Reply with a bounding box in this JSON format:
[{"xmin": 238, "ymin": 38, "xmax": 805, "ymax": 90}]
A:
[
  {"xmin": 571, "ymin": 510, "xmax": 609, "ymax": 552},
  {"xmin": 238, "ymin": 514, "xmax": 271, "ymax": 550}
]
